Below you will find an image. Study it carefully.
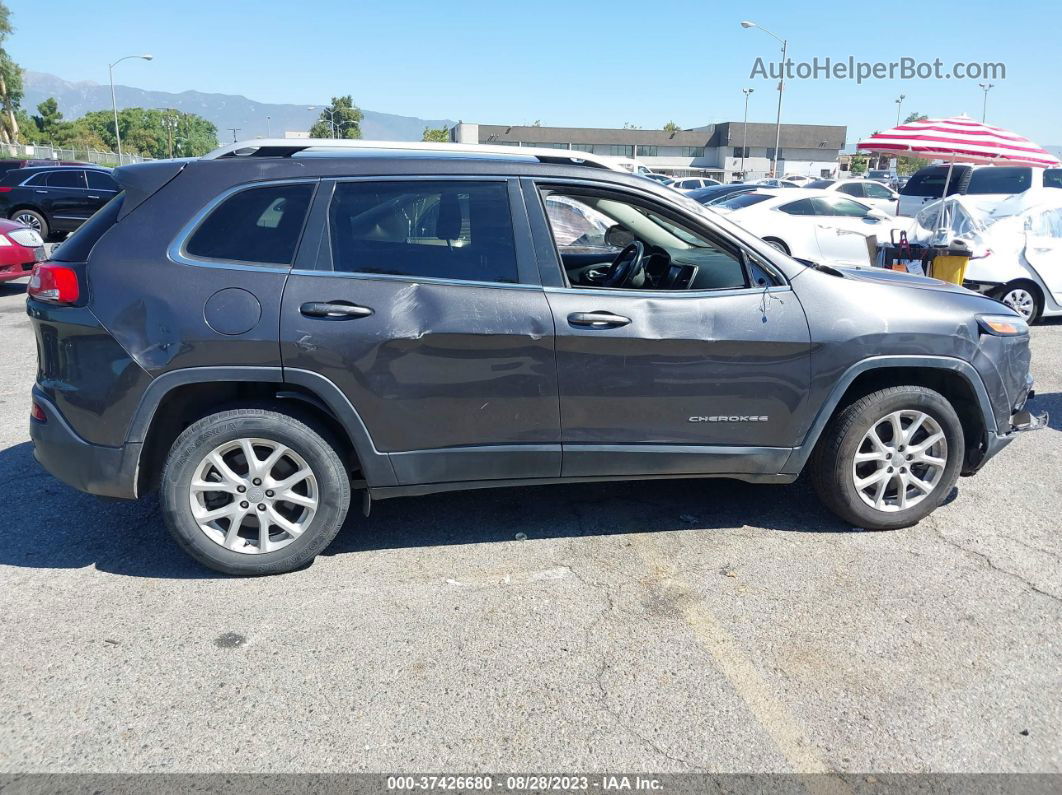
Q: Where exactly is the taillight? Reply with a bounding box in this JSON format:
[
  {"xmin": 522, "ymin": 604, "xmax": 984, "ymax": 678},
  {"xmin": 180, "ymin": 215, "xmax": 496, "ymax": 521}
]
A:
[
  {"xmin": 0, "ymin": 186, "xmax": 12, "ymax": 193},
  {"xmin": 30, "ymin": 402, "xmax": 46, "ymax": 422},
  {"xmin": 28, "ymin": 263, "xmax": 80, "ymax": 304}
]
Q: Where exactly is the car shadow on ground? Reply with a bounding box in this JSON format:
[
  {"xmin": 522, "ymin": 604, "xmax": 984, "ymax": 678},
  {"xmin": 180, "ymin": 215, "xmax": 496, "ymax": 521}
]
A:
[
  {"xmin": 0, "ymin": 440, "xmax": 860, "ymax": 579},
  {"xmin": 1030, "ymin": 390, "xmax": 1061, "ymax": 432},
  {"xmin": 0, "ymin": 281, "xmax": 27, "ymax": 299}
]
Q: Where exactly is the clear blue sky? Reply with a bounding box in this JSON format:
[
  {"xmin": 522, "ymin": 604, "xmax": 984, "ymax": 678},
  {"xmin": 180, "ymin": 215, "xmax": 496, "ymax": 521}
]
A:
[{"xmin": 9, "ymin": 0, "xmax": 1062, "ymax": 146}]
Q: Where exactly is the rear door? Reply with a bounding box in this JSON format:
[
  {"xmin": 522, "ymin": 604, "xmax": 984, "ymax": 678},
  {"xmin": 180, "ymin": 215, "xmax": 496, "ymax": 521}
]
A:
[
  {"xmin": 280, "ymin": 177, "xmax": 560, "ymax": 487},
  {"xmin": 85, "ymin": 170, "xmax": 120, "ymax": 214}
]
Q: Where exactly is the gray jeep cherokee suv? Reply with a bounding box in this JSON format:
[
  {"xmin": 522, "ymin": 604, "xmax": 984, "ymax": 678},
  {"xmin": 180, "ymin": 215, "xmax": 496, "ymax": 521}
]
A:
[{"xmin": 27, "ymin": 142, "xmax": 1044, "ymax": 575}]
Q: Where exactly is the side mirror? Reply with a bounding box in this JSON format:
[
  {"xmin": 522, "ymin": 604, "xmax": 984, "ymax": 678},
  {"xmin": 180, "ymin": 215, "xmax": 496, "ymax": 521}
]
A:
[{"xmin": 865, "ymin": 208, "xmax": 888, "ymax": 221}]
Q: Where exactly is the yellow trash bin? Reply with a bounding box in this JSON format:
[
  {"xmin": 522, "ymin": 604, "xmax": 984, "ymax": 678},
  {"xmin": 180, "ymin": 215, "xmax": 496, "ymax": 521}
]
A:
[{"xmin": 929, "ymin": 253, "xmax": 970, "ymax": 286}]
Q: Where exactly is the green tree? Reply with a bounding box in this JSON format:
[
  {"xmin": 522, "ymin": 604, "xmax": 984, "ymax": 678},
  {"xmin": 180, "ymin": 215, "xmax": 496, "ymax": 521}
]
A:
[
  {"xmin": 422, "ymin": 126, "xmax": 449, "ymax": 143},
  {"xmin": 0, "ymin": 2, "xmax": 24, "ymax": 144},
  {"xmin": 309, "ymin": 96, "xmax": 363, "ymax": 139},
  {"xmin": 895, "ymin": 112, "xmax": 930, "ymax": 174},
  {"xmin": 74, "ymin": 107, "xmax": 217, "ymax": 157},
  {"xmin": 663, "ymin": 121, "xmax": 681, "ymax": 133},
  {"xmin": 849, "ymin": 153, "xmax": 868, "ymax": 175},
  {"xmin": 32, "ymin": 97, "xmax": 62, "ymax": 137}
]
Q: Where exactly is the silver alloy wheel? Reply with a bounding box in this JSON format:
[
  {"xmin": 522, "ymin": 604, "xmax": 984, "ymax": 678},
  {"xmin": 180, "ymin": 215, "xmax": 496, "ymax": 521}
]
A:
[
  {"xmin": 189, "ymin": 438, "xmax": 318, "ymax": 554},
  {"xmin": 13, "ymin": 212, "xmax": 41, "ymax": 232},
  {"xmin": 1001, "ymin": 287, "xmax": 1036, "ymax": 321},
  {"xmin": 851, "ymin": 410, "xmax": 948, "ymax": 512}
]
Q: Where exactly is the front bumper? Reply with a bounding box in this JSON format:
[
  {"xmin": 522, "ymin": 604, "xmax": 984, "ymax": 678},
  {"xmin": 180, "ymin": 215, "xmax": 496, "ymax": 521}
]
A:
[
  {"xmin": 964, "ymin": 390, "xmax": 1048, "ymax": 475},
  {"xmin": 30, "ymin": 389, "xmax": 140, "ymax": 500}
]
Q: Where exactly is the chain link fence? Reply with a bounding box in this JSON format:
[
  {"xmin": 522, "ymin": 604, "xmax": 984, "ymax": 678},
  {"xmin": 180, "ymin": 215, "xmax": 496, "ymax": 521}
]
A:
[{"xmin": 0, "ymin": 142, "xmax": 153, "ymax": 167}]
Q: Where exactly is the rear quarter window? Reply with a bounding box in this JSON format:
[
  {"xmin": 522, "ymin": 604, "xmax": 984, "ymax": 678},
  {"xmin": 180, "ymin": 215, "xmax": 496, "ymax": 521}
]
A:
[
  {"xmin": 966, "ymin": 167, "xmax": 1032, "ymax": 195},
  {"xmin": 901, "ymin": 167, "xmax": 968, "ymax": 197},
  {"xmin": 184, "ymin": 183, "xmax": 314, "ymax": 266}
]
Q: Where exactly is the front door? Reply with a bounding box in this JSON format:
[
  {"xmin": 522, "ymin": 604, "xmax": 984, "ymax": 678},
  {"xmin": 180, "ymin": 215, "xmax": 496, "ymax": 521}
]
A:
[
  {"xmin": 811, "ymin": 196, "xmax": 882, "ymax": 266},
  {"xmin": 280, "ymin": 178, "xmax": 560, "ymax": 487},
  {"xmin": 43, "ymin": 169, "xmax": 93, "ymax": 229},
  {"xmin": 528, "ymin": 180, "xmax": 812, "ymax": 479}
]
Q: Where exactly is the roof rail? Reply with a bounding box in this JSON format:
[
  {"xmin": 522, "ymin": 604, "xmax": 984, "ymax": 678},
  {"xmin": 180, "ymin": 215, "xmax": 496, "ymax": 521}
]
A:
[{"xmin": 202, "ymin": 138, "xmax": 622, "ymax": 171}]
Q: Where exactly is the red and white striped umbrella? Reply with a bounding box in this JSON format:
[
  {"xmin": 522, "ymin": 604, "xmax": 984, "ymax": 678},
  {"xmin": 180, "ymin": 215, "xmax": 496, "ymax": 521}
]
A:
[{"xmin": 857, "ymin": 116, "xmax": 1060, "ymax": 167}]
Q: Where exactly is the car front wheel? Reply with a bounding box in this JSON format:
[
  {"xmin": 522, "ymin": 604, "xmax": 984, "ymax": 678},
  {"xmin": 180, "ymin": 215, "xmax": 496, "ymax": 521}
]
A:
[
  {"xmin": 12, "ymin": 209, "xmax": 48, "ymax": 240},
  {"xmin": 160, "ymin": 408, "xmax": 351, "ymax": 575},
  {"xmin": 993, "ymin": 280, "xmax": 1042, "ymax": 324},
  {"xmin": 811, "ymin": 386, "xmax": 964, "ymax": 530}
]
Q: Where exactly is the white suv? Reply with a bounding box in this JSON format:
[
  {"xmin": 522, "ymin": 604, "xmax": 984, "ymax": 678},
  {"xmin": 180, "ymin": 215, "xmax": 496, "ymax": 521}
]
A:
[{"xmin": 897, "ymin": 165, "xmax": 1062, "ymax": 217}]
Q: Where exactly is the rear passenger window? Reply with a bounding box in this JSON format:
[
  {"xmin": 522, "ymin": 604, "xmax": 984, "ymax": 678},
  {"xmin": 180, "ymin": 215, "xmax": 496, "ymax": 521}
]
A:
[
  {"xmin": 328, "ymin": 181, "xmax": 518, "ymax": 283},
  {"xmin": 185, "ymin": 183, "xmax": 314, "ymax": 265},
  {"xmin": 46, "ymin": 170, "xmax": 86, "ymax": 188}
]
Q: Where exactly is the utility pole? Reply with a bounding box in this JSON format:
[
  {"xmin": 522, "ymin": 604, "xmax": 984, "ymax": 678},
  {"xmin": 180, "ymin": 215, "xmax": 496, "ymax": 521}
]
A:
[
  {"xmin": 228, "ymin": 128, "xmax": 241, "ymax": 143},
  {"xmin": 741, "ymin": 88, "xmax": 754, "ymax": 180},
  {"xmin": 741, "ymin": 21, "xmax": 787, "ymax": 178},
  {"xmin": 978, "ymin": 83, "xmax": 995, "ymax": 123},
  {"xmin": 163, "ymin": 115, "xmax": 178, "ymax": 159}
]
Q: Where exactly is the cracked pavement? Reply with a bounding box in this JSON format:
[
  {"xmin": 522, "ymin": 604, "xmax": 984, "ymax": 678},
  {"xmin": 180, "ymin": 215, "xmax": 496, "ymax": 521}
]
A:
[{"xmin": 0, "ymin": 279, "xmax": 1059, "ymax": 773}]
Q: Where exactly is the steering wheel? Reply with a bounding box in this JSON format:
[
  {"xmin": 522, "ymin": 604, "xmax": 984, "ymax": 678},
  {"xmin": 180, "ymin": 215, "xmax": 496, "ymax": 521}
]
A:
[{"xmin": 602, "ymin": 241, "xmax": 646, "ymax": 288}]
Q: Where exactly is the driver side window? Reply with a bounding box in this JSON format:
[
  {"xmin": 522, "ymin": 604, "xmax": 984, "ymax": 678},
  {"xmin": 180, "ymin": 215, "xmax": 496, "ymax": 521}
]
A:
[{"xmin": 539, "ymin": 188, "xmax": 749, "ymax": 292}]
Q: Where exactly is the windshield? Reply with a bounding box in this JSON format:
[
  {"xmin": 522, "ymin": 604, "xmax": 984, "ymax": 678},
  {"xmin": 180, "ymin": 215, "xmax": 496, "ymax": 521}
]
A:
[{"xmin": 806, "ymin": 179, "xmax": 835, "ymax": 189}]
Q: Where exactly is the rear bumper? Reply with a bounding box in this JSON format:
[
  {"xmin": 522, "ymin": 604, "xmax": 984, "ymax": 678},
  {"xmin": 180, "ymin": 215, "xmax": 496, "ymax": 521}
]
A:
[{"xmin": 30, "ymin": 389, "xmax": 140, "ymax": 500}]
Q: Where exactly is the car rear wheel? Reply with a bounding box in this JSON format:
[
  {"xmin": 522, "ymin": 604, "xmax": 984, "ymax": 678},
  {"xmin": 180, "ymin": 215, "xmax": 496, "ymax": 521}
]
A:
[
  {"xmin": 993, "ymin": 280, "xmax": 1042, "ymax": 324},
  {"xmin": 811, "ymin": 386, "xmax": 964, "ymax": 530},
  {"xmin": 11, "ymin": 209, "xmax": 48, "ymax": 240},
  {"xmin": 160, "ymin": 408, "xmax": 351, "ymax": 575}
]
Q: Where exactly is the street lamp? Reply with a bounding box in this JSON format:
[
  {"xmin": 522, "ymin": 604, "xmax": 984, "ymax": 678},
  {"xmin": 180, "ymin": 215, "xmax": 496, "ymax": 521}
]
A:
[
  {"xmin": 895, "ymin": 94, "xmax": 906, "ymax": 126},
  {"xmin": 979, "ymin": 83, "xmax": 995, "ymax": 123},
  {"xmin": 108, "ymin": 54, "xmax": 153, "ymax": 161},
  {"xmin": 741, "ymin": 88, "xmax": 754, "ymax": 180},
  {"xmin": 266, "ymin": 115, "xmax": 271, "ymax": 138},
  {"xmin": 741, "ymin": 20, "xmax": 786, "ymax": 178}
]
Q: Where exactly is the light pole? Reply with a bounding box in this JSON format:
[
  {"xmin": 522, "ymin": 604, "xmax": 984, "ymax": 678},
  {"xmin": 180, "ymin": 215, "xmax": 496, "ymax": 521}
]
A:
[
  {"xmin": 227, "ymin": 128, "xmax": 241, "ymax": 143},
  {"xmin": 895, "ymin": 94, "xmax": 905, "ymax": 126},
  {"xmin": 266, "ymin": 115, "xmax": 271, "ymax": 137},
  {"xmin": 979, "ymin": 83, "xmax": 995, "ymax": 123},
  {"xmin": 108, "ymin": 54, "xmax": 153, "ymax": 161},
  {"xmin": 741, "ymin": 88, "xmax": 754, "ymax": 180},
  {"xmin": 162, "ymin": 114, "xmax": 178, "ymax": 159},
  {"xmin": 741, "ymin": 21, "xmax": 786, "ymax": 178}
]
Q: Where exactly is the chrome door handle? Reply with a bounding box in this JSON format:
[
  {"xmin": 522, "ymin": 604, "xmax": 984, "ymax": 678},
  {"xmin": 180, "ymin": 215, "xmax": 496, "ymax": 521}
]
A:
[
  {"xmin": 35, "ymin": 189, "xmax": 47, "ymax": 194},
  {"xmin": 87, "ymin": 195, "xmax": 100, "ymax": 199},
  {"xmin": 568, "ymin": 311, "xmax": 631, "ymax": 328},
  {"xmin": 299, "ymin": 301, "xmax": 374, "ymax": 319}
]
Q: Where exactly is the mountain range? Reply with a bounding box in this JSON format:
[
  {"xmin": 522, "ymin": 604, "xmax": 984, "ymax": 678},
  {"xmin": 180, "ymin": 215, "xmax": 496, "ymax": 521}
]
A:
[{"xmin": 22, "ymin": 71, "xmax": 454, "ymax": 143}]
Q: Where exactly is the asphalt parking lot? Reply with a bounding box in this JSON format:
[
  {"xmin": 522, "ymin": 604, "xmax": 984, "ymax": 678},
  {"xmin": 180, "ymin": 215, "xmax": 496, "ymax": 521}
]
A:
[{"xmin": 0, "ymin": 276, "xmax": 1059, "ymax": 775}]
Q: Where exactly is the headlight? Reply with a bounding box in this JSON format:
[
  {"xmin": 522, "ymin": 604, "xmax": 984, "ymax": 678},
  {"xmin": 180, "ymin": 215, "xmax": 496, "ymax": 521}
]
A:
[{"xmin": 977, "ymin": 314, "xmax": 1029, "ymax": 336}]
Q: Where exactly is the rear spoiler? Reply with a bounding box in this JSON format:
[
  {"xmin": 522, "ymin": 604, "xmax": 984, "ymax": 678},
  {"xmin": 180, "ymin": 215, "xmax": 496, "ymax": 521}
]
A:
[{"xmin": 114, "ymin": 160, "xmax": 191, "ymax": 220}]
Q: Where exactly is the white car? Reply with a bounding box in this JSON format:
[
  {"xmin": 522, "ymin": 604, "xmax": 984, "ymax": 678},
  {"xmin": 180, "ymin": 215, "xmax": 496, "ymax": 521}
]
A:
[
  {"xmin": 897, "ymin": 164, "xmax": 1062, "ymax": 217},
  {"xmin": 804, "ymin": 178, "xmax": 899, "ymax": 214},
  {"xmin": 782, "ymin": 174, "xmax": 815, "ymax": 185},
  {"xmin": 711, "ymin": 188, "xmax": 900, "ymax": 267},
  {"xmin": 909, "ymin": 192, "xmax": 1062, "ymax": 323},
  {"xmin": 668, "ymin": 177, "xmax": 722, "ymax": 192}
]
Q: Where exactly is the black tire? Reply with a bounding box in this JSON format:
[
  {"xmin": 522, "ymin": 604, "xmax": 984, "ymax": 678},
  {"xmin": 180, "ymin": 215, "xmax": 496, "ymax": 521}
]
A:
[
  {"xmin": 160, "ymin": 408, "xmax": 351, "ymax": 575},
  {"xmin": 11, "ymin": 208, "xmax": 48, "ymax": 240},
  {"xmin": 991, "ymin": 280, "xmax": 1043, "ymax": 324},
  {"xmin": 763, "ymin": 237, "xmax": 790, "ymax": 255},
  {"xmin": 810, "ymin": 386, "xmax": 964, "ymax": 530}
]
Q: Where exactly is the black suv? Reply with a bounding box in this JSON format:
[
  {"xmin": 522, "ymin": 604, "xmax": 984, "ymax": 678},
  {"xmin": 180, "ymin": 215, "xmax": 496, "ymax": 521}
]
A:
[
  {"xmin": 27, "ymin": 143, "xmax": 1044, "ymax": 575},
  {"xmin": 0, "ymin": 165, "xmax": 120, "ymax": 240}
]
